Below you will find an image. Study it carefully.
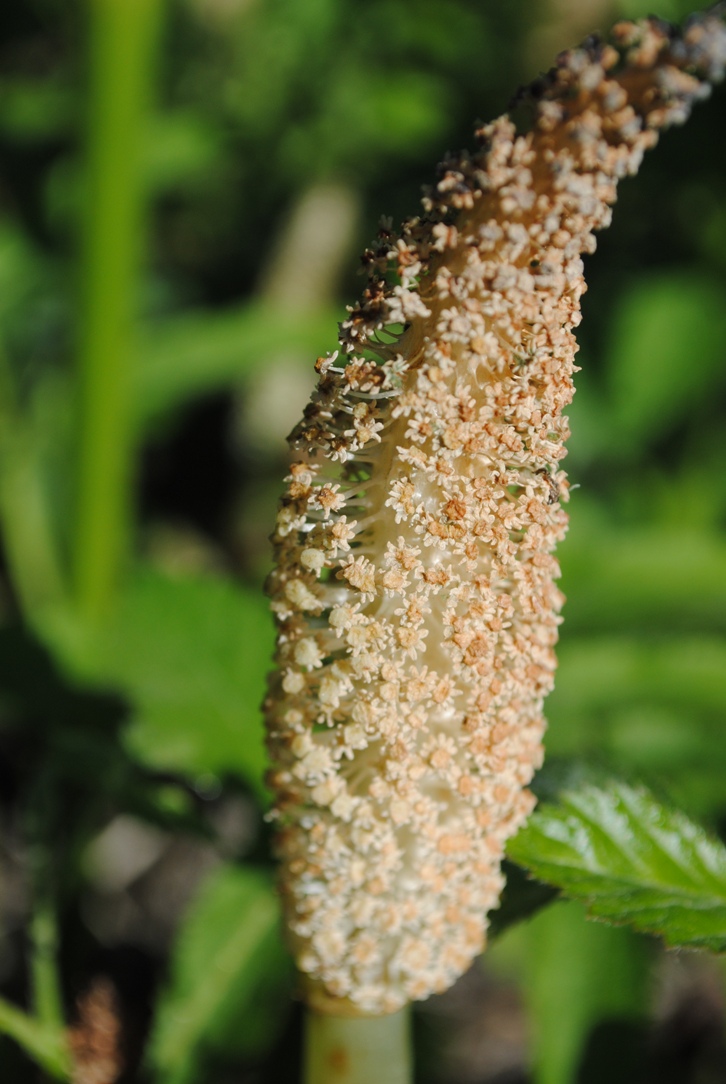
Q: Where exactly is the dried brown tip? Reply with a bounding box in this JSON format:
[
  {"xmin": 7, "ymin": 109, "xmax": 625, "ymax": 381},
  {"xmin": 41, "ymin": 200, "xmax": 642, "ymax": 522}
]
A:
[{"xmin": 68, "ymin": 977, "xmax": 124, "ymax": 1084}]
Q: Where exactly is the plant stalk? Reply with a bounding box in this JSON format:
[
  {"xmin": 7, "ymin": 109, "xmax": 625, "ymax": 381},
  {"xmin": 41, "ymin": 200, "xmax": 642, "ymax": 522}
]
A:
[
  {"xmin": 73, "ymin": 0, "xmax": 163, "ymax": 623},
  {"xmin": 30, "ymin": 893, "xmax": 65, "ymax": 1034},
  {"xmin": 25, "ymin": 770, "xmax": 67, "ymax": 1042},
  {"xmin": 0, "ymin": 350, "xmax": 66, "ymax": 616},
  {"xmin": 304, "ymin": 1007, "xmax": 412, "ymax": 1084},
  {"xmin": 0, "ymin": 997, "xmax": 70, "ymax": 1082}
]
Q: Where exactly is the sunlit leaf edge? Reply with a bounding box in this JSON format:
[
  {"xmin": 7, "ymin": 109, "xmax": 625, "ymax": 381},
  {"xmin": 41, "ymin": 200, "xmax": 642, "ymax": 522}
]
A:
[{"xmin": 507, "ymin": 780, "xmax": 726, "ymax": 952}]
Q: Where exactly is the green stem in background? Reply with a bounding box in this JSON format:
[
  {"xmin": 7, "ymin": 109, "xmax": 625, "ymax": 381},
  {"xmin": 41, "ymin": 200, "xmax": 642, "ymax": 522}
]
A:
[
  {"xmin": 0, "ymin": 349, "xmax": 66, "ymax": 617},
  {"xmin": 29, "ymin": 891, "xmax": 65, "ymax": 1036},
  {"xmin": 0, "ymin": 998, "xmax": 70, "ymax": 1082},
  {"xmin": 0, "ymin": 437, "xmax": 67, "ymax": 615},
  {"xmin": 525, "ymin": 900, "xmax": 650, "ymax": 1084},
  {"xmin": 26, "ymin": 772, "xmax": 66, "ymax": 1037},
  {"xmin": 2, "ymin": 771, "xmax": 74, "ymax": 1081},
  {"xmin": 74, "ymin": 0, "xmax": 164, "ymax": 623},
  {"xmin": 304, "ymin": 1008, "xmax": 412, "ymax": 1084}
]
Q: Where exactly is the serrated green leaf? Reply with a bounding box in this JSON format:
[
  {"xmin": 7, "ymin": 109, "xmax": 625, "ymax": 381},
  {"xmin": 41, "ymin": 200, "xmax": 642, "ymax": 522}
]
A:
[
  {"xmin": 508, "ymin": 782, "xmax": 726, "ymax": 952},
  {"xmin": 40, "ymin": 566, "xmax": 274, "ymax": 797},
  {"xmin": 487, "ymin": 860, "xmax": 558, "ymax": 939},
  {"xmin": 148, "ymin": 865, "xmax": 290, "ymax": 1084}
]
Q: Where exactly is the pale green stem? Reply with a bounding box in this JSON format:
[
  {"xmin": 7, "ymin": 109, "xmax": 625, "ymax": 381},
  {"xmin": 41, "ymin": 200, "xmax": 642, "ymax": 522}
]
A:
[
  {"xmin": 304, "ymin": 1007, "xmax": 412, "ymax": 1084},
  {"xmin": 30, "ymin": 894, "xmax": 65, "ymax": 1035},
  {"xmin": 0, "ymin": 997, "xmax": 70, "ymax": 1081},
  {"xmin": 73, "ymin": 0, "xmax": 164, "ymax": 623},
  {"xmin": 0, "ymin": 347, "xmax": 66, "ymax": 617},
  {"xmin": 0, "ymin": 431, "xmax": 67, "ymax": 618},
  {"xmin": 22, "ymin": 771, "xmax": 70, "ymax": 1079},
  {"xmin": 525, "ymin": 899, "xmax": 649, "ymax": 1084}
]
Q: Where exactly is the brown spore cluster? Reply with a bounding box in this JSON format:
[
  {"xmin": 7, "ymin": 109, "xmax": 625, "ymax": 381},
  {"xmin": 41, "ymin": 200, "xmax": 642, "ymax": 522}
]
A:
[{"xmin": 264, "ymin": 12, "xmax": 726, "ymax": 1015}]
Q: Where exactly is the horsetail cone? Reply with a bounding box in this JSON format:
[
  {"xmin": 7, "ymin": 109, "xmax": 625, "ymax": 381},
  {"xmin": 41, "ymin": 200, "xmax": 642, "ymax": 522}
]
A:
[{"xmin": 264, "ymin": 12, "xmax": 726, "ymax": 1016}]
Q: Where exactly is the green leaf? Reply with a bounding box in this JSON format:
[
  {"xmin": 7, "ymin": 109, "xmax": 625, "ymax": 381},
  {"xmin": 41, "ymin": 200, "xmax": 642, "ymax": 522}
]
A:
[
  {"xmin": 525, "ymin": 901, "xmax": 649, "ymax": 1084},
  {"xmin": 143, "ymin": 111, "xmax": 224, "ymax": 194},
  {"xmin": 136, "ymin": 302, "xmax": 339, "ymax": 430},
  {"xmin": 551, "ymin": 637, "xmax": 726, "ymax": 727},
  {"xmin": 546, "ymin": 636, "xmax": 726, "ymax": 778},
  {"xmin": 561, "ymin": 521, "xmax": 726, "ymax": 634},
  {"xmin": 605, "ymin": 271, "xmax": 726, "ymax": 454},
  {"xmin": 487, "ymin": 860, "xmax": 558, "ymax": 939},
  {"xmin": 508, "ymin": 782, "xmax": 726, "ymax": 952},
  {"xmin": 615, "ymin": 0, "xmax": 706, "ymax": 26},
  {"xmin": 40, "ymin": 566, "xmax": 274, "ymax": 797},
  {"xmin": 0, "ymin": 996, "xmax": 70, "ymax": 1081},
  {"xmin": 148, "ymin": 865, "xmax": 290, "ymax": 1084},
  {"xmin": 0, "ymin": 360, "xmax": 70, "ymax": 619},
  {"xmin": 0, "ymin": 77, "xmax": 75, "ymax": 142}
]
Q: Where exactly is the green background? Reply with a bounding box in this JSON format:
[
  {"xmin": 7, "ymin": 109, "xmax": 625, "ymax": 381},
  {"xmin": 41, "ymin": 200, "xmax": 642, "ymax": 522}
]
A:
[{"xmin": 0, "ymin": 1, "xmax": 725, "ymax": 1081}]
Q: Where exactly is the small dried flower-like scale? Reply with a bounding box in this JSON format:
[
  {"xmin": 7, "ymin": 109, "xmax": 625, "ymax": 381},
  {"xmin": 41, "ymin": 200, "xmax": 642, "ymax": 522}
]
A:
[{"xmin": 265, "ymin": 13, "xmax": 726, "ymax": 1015}]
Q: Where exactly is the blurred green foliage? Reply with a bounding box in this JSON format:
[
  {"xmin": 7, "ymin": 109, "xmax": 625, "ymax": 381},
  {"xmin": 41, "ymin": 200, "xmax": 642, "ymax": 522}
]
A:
[
  {"xmin": 510, "ymin": 782, "xmax": 726, "ymax": 953},
  {"xmin": 42, "ymin": 566, "xmax": 274, "ymax": 797},
  {"xmin": 0, "ymin": 1, "xmax": 725, "ymax": 1082},
  {"xmin": 149, "ymin": 865, "xmax": 290, "ymax": 1084},
  {"xmin": 524, "ymin": 899, "xmax": 650, "ymax": 1084}
]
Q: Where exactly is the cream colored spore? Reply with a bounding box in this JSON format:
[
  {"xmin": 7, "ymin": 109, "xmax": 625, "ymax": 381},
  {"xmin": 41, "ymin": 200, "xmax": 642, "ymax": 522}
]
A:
[{"xmin": 265, "ymin": 15, "xmax": 726, "ymax": 1015}]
